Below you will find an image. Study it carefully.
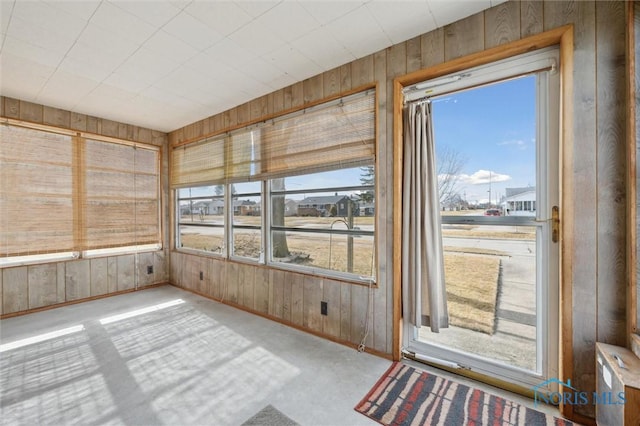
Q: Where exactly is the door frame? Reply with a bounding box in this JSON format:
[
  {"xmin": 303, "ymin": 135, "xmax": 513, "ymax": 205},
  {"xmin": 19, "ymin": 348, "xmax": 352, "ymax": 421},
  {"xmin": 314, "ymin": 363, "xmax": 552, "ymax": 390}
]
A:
[{"xmin": 391, "ymin": 24, "xmax": 575, "ymax": 418}]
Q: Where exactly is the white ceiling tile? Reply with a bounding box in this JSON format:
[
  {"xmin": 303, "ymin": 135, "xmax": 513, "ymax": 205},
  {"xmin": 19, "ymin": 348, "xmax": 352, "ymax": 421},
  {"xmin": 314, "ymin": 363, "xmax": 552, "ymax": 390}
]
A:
[
  {"xmin": 90, "ymin": 1, "xmax": 157, "ymax": 45},
  {"xmin": 115, "ymin": 47, "xmax": 179, "ymax": 82},
  {"xmin": 290, "ymin": 28, "xmax": 356, "ymax": 72},
  {"xmin": 37, "ymin": 70, "xmax": 100, "ymax": 108},
  {"xmin": 162, "ymin": 11, "xmax": 224, "ymax": 51},
  {"xmin": 235, "ymin": 1, "xmax": 280, "ymax": 18},
  {"xmin": 143, "ymin": 30, "xmax": 199, "ymax": 65},
  {"xmin": 200, "ymin": 38, "xmax": 256, "ymax": 69},
  {"xmin": 235, "ymin": 56, "xmax": 286, "ymax": 85},
  {"xmin": 65, "ymin": 41, "xmax": 131, "ymax": 75},
  {"xmin": 1, "ymin": 35, "xmax": 65, "ymax": 68},
  {"xmin": 264, "ymin": 73, "xmax": 298, "ymax": 91},
  {"xmin": 154, "ymin": 66, "xmax": 210, "ymax": 94},
  {"xmin": 366, "ymin": 1, "xmax": 437, "ymax": 44},
  {"xmin": 299, "ymin": 1, "xmax": 364, "ymax": 26},
  {"xmin": 255, "ymin": 2, "xmax": 319, "ymax": 43},
  {"xmin": 141, "ymin": 85, "xmax": 200, "ymax": 111},
  {"xmin": 11, "ymin": 1, "xmax": 88, "ymax": 36},
  {"xmin": 263, "ymin": 44, "xmax": 323, "ymax": 82},
  {"xmin": 104, "ymin": 71, "xmax": 152, "ymax": 93},
  {"xmin": 227, "ymin": 21, "xmax": 286, "ymax": 56},
  {"xmin": 109, "ymin": 0, "xmax": 181, "ymax": 27},
  {"xmin": 184, "ymin": 2, "xmax": 253, "ymax": 37},
  {"xmin": 325, "ymin": 6, "xmax": 392, "ymax": 58},
  {"xmin": 0, "ymin": 53, "xmax": 52, "ymax": 99},
  {"xmin": 57, "ymin": 56, "xmax": 113, "ymax": 82},
  {"xmin": 83, "ymin": 83, "xmax": 137, "ymax": 104},
  {"xmin": 5, "ymin": 15, "xmax": 78, "ymax": 53},
  {"xmin": 73, "ymin": 24, "xmax": 139, "ymax": 60},
  {"xmin": 44, "ymin": 0, "xmax": 100, "ymax": 21},
  {"xmin": 427, "ymin": 0, "xmax": 491, "ymax": 28},
  {"xmin": 1, "ymin": 1, "xmax": 15, "ymax": 35}
]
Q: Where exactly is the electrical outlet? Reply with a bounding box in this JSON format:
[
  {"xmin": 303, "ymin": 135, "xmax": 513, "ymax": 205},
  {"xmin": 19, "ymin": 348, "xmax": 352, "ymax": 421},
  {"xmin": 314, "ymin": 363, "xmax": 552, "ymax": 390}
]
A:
[
  {"xmin": 321, "ymin": 301, "xmax": 328, "ymax": 316},
  {"xmin": 199, "ymin": 271, "xmax": 204, "ymax": 280},
  {"xmin": 147, "ymin": 265, "xmax": 153, "ymax": 275}
]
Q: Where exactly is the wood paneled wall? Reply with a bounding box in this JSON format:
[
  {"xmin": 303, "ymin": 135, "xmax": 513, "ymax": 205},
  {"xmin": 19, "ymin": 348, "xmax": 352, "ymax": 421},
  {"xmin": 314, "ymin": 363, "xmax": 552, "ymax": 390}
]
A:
[
  {"xmin": 1, "ymin": 252, "xmax": 167, "ymax": 316},
  {"xmin": 0, "ymin": 96, "xmax": 171, "ymax": 317},
  {"xmin": 167, "ymin": 1, "xmax": 628, "ymax": 420}
]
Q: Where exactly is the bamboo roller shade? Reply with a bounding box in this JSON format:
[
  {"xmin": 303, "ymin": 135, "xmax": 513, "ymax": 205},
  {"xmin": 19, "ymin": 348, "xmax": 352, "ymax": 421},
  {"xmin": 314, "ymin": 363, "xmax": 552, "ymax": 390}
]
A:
[
  {"xmin": 0, "ymin": 123, "xmax": 160, "ymax": 257},
  {"xmin": 171, "ymin": 91, "xmax": 376, "ymax": 187}
]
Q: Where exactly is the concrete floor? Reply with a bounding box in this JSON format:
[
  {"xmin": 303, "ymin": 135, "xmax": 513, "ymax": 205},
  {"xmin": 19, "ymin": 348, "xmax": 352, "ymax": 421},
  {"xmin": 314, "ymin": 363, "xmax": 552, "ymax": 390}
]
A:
[
  {"xmin": 0, "ymin": 284, "xmax": 561, "ymax": 426},
  {"xmin": 0, "ymin": 285, "xmax": 390, "ymax": 426}
]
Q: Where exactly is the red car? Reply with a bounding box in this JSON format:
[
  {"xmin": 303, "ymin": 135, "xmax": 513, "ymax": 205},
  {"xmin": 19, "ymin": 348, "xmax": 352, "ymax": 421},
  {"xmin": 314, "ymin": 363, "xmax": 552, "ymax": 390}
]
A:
[{"xmin": 484, "ymin": 209, "xmax": 501, "ymax": 216}]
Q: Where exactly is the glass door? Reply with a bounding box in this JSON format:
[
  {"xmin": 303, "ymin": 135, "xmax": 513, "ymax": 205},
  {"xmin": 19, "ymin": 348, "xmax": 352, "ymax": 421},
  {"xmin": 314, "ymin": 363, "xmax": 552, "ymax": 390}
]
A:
[{"xmin": 402, "ymin": 47, "xmax": 560, "ymax": 389}]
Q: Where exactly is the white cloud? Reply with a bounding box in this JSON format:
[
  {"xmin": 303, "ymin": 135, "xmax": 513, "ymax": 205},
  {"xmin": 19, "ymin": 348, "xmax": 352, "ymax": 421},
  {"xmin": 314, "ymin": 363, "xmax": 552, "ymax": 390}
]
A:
[
  {"xmin": 458, "ymin": 169, "xmax": 511, "ymax": 185},
  {"xmin": 497, "ymin": 139, "xmax": 526, "ymax": 149}
]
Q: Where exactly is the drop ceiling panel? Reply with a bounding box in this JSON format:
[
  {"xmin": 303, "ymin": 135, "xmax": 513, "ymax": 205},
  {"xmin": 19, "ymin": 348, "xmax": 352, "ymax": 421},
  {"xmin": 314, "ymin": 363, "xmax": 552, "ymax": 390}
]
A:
[
  {"xmin": 162, "ymin": 12, "xmax": 224, "ymax": 52},
  {"xmin": 263, "ymin": 44, "xmax": 324, "ymax": 82},
  {"xmin": 227, "ymin": 20, "xmax": 287, "ymax": 56},
  {"xmin": 4, "ymin": 14, "xmax": 78, "ymax": 53},
  {"xmin": 201, "ymin": 38, "xmax": 257, "ymax": 69},
  {"xmin": 143, "ymin": 30, "xmax": 199, "ymax": 65},
  {"xmin": 366, "ymin": 2, "xmax": 437, "ymax": 44},
  {"xmin": 325, "ymin": 7, "xmax": 392, "ymax": 59},
  {"xmin": 299, "ymin": 2, "xmax": 363, "ymax": 26},
  {"xmin": 183, "ymin": 2, "xmax": 253, "ymax": 37},
  {"xmin": 43, "ymin": 0, "xmax": 101, "ymax": 22},
  {"xmin": 1, "ymin": 35, "xmax": 66, "ymax": 68},
  {"xmin": 290, "ymin": 29, "xmax": 356, "ymax": 73},
  {"xmin": 0, "ymin": 0, "xmax": 502, "ymax": 132},
  {"xmin": 37, "ymin": 70, "xmax": 100, "ymax": 109},
  {"xmin": 0, "ymin": 53, "xmax": 53, "ymax": 99},
  {"xmin": 255, "ymin": 2, "xmax": 318, "ymax": 43},
  {"xmin": 89, "ymin": 1, "xmax": 157, "ymax": 45},
  {"xmin": 235, "ymin": 1, "xmax": 280, "ymax": 19},
  {"xmin": 109, "ymin": 0, "xmax": 181, "ymax": 27}
]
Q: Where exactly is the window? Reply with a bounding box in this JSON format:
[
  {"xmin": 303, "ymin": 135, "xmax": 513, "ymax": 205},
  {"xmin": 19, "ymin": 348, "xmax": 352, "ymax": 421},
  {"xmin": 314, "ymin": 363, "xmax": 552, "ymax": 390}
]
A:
[
  {"xmin": 177, "ymin": 185, "xmax": 225, "ymax": 254},
  {"xmin": 0, "ymin": 122, "xmax": 161, "ymax": 266},
  {"xmin": 270, "ymin": 167, "xmax": 375, "ymax": 279},
  {"xmin": 171, "ymin": 89, "xmax": 376, "ymax": 281},
  {"xmin": 231, "ymin": 182, "xmax": 262, "ymax": 260}
]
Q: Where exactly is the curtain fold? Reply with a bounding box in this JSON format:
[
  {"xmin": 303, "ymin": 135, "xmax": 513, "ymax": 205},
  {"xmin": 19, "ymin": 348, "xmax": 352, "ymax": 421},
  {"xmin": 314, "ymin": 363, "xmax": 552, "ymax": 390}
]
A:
[{"xmin": 402, "ymin": 101, "xmax": 449, "ymax": 332}]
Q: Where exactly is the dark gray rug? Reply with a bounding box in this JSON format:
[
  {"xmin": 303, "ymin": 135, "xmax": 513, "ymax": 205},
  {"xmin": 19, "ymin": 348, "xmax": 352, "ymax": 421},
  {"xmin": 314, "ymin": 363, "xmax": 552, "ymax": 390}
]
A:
[{"xmin": 241, "ymin": 405, "xmax": 299, "ymax": 426}]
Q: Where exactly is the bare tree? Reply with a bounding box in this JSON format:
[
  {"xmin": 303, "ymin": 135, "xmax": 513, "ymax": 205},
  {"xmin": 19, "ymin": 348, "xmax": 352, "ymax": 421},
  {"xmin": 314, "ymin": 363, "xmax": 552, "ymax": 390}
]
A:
[
  {"xmin": 437, "ymin": 147, "xmax": 467, "ymax": 208},
  {"xmin": 271, "ymin": 178, "xmax": 289, "ymax": 257}
]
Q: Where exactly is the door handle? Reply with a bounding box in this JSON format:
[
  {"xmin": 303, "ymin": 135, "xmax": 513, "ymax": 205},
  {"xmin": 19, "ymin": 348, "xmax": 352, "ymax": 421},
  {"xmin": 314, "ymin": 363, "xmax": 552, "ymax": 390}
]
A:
[{"xmin": 552, "ymin": 206, "xmax": 559, "ymax": 243}]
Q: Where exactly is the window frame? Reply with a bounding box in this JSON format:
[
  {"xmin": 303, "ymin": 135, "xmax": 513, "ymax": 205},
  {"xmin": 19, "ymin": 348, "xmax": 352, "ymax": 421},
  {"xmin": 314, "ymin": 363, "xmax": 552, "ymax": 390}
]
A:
[
  {"xmin": 266, "ymin": 169, "xmax": 376, "ymax": 283},
  {"xmin": 176, "ymin": 185, "xmax": 226, "ymax": 257},
  {"xmin": 229, "ymin": 181, "xmax": 263, "ymax": 262}
]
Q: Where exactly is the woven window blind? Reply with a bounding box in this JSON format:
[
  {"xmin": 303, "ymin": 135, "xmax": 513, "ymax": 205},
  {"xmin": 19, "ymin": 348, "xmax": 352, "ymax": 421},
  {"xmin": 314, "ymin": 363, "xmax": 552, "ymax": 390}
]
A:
[
  {"xmin": 259, "ymin": 92, "xmax": 375, "ymax": 178},
  {"xmin": 171, "ymin": 90, "xmax": 375, "ymax": 186},
  {"xmin": 171, "ymin": 136, "xmax": 225, "ymax": 187},
  {"xmin": 0, "ymin": 122, "xmax": 160, "ymax": 259},
  {"xmin": 84, "ymin": 139, "xmax": 159, "ymax": 251},
  {"xmin": 0, "ymin": 124, "xmax": 75, "ymax": 257}
]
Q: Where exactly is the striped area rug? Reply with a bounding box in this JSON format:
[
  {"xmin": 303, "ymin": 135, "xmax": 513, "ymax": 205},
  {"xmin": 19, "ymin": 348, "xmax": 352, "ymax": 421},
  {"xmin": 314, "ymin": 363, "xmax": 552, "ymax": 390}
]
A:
[{"xmin": 355, "ymin": 363, "xmax": 575, "ymax": 426}]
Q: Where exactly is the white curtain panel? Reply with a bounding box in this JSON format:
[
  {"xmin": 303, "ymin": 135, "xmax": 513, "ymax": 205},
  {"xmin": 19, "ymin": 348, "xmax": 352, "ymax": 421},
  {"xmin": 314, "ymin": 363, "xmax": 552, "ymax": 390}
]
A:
[{"xmin": 402, "ymin": 101, "xmax": 449, "ymax": 332}]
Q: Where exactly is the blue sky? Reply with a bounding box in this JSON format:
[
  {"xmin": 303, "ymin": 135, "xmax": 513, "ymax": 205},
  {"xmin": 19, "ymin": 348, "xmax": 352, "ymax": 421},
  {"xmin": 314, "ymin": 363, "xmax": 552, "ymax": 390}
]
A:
[{"xmin": 432, "ymin": 75, "xmax": 537, "ymax": 205}]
